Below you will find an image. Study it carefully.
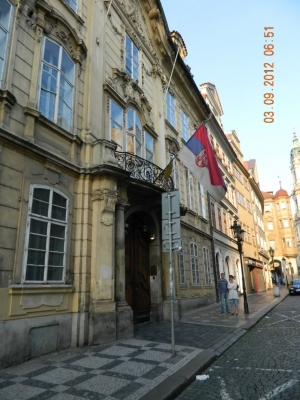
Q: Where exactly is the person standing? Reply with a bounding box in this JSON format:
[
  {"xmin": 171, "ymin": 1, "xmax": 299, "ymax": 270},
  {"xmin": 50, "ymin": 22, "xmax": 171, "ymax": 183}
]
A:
[
  {"xmin": 228, "ymin": 275, "xmax": 239, "ymax": 315},
  {"xmin": 217, "ymin": 273, "xmax": 230, "ymax": 313}
]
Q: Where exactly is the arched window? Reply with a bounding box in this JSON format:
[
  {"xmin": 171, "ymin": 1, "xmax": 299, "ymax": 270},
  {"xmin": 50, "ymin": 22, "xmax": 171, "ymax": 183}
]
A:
[
  {"xmin": 39, "ymin": 37, "xmax": 75, "ymax": 132},
  {"xmin": 203, "ymin": 247, "xmax": 211, "ymax": 285},
  {"xmin": 126, "ymin": 109, "xmax": 142, "ymax": 156},
  {"xmin": 23, "ymin": 186, "xmax": 69, "ymax": 283},
  {"xmin": 190, "ymin": 242, "xmax": 200, "ymax": 285}
]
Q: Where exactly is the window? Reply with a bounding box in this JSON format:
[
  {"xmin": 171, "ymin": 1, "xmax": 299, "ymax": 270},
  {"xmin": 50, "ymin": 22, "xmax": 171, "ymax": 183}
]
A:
[
  {"xmin": 145, "ymin": 132, "xmax": 154, "ymax": 162},
  {"xmin": 126, "ymin": 109, "xmax": 142, "ymax": 156},
  {"xmin": 110, "ymin": 100, "xmax": 123, "ymax": 148},
  {"xmin": 166, "ymin": 91, "xmax": 176, "ymax": 127},
  {"xmin": 203, "ymin": 247, "xmax": 211, "ymax": 285},
  {"xmin": 125, "ymin": 34, "xmax": 139, "ymax": 82},
  {"xmin": 0, "ymin": 0, "xmax": 13, "ymax": 86},
  {"xmin": 247, "ymin": 200, "xmax": 251, "ymax": 213},
  {"xmin": 218, "ymin": 208, "xmax": 222, "ymax": 232},
  {"xmin": 223, "ymin": 212, "xmax": 228, "ymax": 235},
  {"xmin": 267, "ymin": 222, "xmax": 273, "ymax": 230},
  {"xmin": 211, "ymin": 202, "xmax": 216, "ymax": 228},
  {"xmin": 185, "ymin": 168, "xmax": 194, "ymax": 210},
  {"xmin": 181, "ymin": 111, "xmax": 189, "ymax": 141},
  {"xmin": 286, "ymin": 238, "xmax": 292, "ymax": 247},
  {"xmin": 23, "ymin": 186, "xmax": 68, "ymax": 283},
  {"xmin": 265, "ymin": 204, "xmax": 271, "ymax": 212},
  {"xmin": 190, "ymin": 243, "xmax": 200, "ymax": 285},
  {"xmin": 39, "ymin": 37, "xmax": 75, "ymax": 132},
  {"xmin": 198, "ymin": 183, "xmax": 206, "ymax": 219},
  {"xmin": 280, "ymin": 202, "xmax": 286, "ymax": 210},
  {"xmin": 233, "ymin": 167, "xmax": 243, "ymax": 182},
  {"xmin": 178, "ymin": 250, "xmax": 185, "ymax": 285},
  {"xmin": 269, "ymin": 240, "xmax": 275, "ymax": 249},
  {"xmin": 283, "ymin": 219, "xmax": 289, "ymax": 228},
  {"xmin": 64, "ymin": 0, "xmax": 77, "ymax": 12}
]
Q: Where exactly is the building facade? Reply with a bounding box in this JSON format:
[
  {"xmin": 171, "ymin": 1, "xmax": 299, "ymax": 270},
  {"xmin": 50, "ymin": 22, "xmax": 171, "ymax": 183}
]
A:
[
  {"xmin": 0, "ymin": 0, "xmax": 221, "ymax": 368},
  {"xmin": 262, "ymin": 189, "xmax": 298, "ymax": 283},
  {"xmin": 290, "ymin": 132, "xmax": 300, "ymax": 275},
  {"xmin": 200, "ymin": 83, "xmax": 240, "ymax": 288},
  {"xmin": 226, "ymin": 131, "xmax": 267, "ymax": 293}
]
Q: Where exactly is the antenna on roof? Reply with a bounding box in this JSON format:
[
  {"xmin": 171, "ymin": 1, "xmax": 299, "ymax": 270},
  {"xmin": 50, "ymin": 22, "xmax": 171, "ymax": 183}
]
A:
[{"xmin": 278, "ymin": 176, "xmax": 282, "ymax": 189}]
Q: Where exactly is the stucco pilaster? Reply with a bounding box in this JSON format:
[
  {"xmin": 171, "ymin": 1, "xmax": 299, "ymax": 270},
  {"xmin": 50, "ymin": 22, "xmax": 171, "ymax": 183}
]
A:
[{"xmin": 90, "ymin": 179, "xmax": 118, "ymax": 310}]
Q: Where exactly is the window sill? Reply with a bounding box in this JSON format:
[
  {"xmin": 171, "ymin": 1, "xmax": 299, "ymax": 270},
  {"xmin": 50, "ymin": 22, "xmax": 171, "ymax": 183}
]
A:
[
  {"xmin": 37, "ymin": 115, "xmax": 82, "ymax": 145},
  {"xmin": 9, "ymin": 284, "xmax": 75, "ymax": 295}
]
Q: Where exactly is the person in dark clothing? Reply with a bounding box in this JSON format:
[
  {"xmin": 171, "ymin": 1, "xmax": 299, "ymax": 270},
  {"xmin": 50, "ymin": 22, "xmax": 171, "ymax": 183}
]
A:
[{"xmin": 217, "ymin": 272, "xmax": 230, "ymax": 313}]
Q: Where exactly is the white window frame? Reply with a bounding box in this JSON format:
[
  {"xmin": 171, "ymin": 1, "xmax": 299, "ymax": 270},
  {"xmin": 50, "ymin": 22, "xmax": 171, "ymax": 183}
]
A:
[
  {"xmin": 181, "ymin": 111, "xmax": 189, "ymax": 141},
  {"xmin": 126, "ymin": 109, "xmax": 142, "ymax": 157},
  {"xmin": 178, "ymin": 250, "xmax": 185, "ymax": 285},
  {"xmin": 22, "ymin": 185, "xmax": 69, "ymax": 284},
  {"xmin": 267, "ymin": 222, "xmax": 274, "ymax": 230},
  {"xmin": 203, "ymin": 247, "xmax": 211, "ymax": 285},
  {"xmin": 269, "ymin": 240, "xmax": 275, "ymax": 249},
  {"xmin": 144, "ymin": 131, "xmax": 154, "ymax": 163},
  {"xmin": 198, "ymin": 183, "xmax": 206, "ymax": 219},
  {"xmin": 110, "ymin": 99, "xmax": 123, "ymax": 149},
  {"xmin": 185, "ymin": 168, "xmax": 194, "ymax": 211},
  {"xmin": 125, "ymin": 33, "xmax": 139, "ymax": 82},
  {"xmin": 38, "ymin": 37, "xmax": 75, "ymax": 132},
  {"xmin": 190, "ymin": 242, "xmax": 200, "ymax": 285},
  {"xmin": 166, "ymin": 91, "xmax": 176, "ymax": 127},
  {"xmin": 0, "ymin": 0, "xmax": 13, "ymax": 87},
  {"xmin": 64, "ymin": 0, "xmax": 78, "ymax": 12}
]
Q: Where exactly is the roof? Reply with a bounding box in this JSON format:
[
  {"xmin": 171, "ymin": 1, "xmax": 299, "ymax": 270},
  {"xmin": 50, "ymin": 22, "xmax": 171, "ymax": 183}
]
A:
[
  {"xmin": 262, "ymin": 191, "xmax": 273, "ymax": 199},
  {"xmin": 274, "ymin": 188, "xmax": 289, "ymax": 198}
]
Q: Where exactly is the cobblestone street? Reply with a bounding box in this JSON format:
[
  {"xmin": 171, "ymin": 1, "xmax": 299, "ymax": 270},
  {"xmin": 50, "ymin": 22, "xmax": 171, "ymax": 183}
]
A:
[{"xmin": 177, "ymin": 295, "xmax": 300, "ymax": 400}]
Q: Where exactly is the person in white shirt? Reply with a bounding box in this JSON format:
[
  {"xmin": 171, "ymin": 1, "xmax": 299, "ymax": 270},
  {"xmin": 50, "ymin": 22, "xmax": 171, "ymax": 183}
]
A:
[{"xmin": 228, "ymin": 275, "xmax": 239, "ymax": 315}]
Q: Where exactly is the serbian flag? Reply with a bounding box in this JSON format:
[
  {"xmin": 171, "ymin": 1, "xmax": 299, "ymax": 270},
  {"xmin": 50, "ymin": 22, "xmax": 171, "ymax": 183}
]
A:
[{"xmin": 177, "ymin": 124, "xmax": 226, "ymax": 202}]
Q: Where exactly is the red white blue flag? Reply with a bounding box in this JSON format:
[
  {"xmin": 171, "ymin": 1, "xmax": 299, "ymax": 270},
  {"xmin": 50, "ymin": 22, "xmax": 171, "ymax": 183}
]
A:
[{"xmin": 177, "ymin": 124, "xmax": 227, "ymax": 202}]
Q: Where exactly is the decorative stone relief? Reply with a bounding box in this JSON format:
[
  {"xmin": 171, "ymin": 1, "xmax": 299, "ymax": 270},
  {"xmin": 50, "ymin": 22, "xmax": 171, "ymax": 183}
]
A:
[
  {"xmin": 92, "ymin": 189, "xmax": 118, "ymax": 226},
  {"xmin": 151, "ymin": 64, "xmax": 168, "ymax": 91},
  {"xmin": 107, "ymin": 12, "xmax": 123, "ymax": 36}
]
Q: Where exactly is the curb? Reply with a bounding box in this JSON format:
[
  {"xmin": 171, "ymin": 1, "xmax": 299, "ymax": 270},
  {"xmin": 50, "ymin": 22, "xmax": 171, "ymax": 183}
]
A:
[
  {"xmin": 140, "ymin": 349, "xmax": 217, "ymax": 400},
  {"xmin": 242, "ymin": 291, "xmax": 289, "ymax": 330}
]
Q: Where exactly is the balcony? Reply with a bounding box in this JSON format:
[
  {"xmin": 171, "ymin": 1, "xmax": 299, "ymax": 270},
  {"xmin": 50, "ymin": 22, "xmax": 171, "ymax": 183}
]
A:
[{"xmin": 115, "ymin": 151, "xmax": 174, "ymax": 192}]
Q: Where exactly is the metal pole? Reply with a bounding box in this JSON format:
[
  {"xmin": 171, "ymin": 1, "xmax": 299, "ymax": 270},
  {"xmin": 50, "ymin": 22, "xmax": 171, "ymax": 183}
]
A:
[
  {"xmin": 167, "ymin": 193, "xmax": 176, "ymax": 357},
  {"xmin": 238, "ymin": 241, "xmax": 249, "ymax": 315}
]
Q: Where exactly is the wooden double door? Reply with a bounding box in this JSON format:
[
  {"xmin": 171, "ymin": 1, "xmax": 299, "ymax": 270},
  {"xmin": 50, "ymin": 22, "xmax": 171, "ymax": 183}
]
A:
[{"xmin": 125, "ymin": 213, "xmax": 151, "ymax": 324}]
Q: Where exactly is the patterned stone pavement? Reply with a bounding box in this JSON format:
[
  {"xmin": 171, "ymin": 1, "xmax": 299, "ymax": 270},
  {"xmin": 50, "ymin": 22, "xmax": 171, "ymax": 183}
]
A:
[
  {"xmin": 0, "ymin": 340, "xmax": 202, "ymax": 400},
  {"xmin": 0, "ymin": 288, "xmax": 288, "ymax": 400}
]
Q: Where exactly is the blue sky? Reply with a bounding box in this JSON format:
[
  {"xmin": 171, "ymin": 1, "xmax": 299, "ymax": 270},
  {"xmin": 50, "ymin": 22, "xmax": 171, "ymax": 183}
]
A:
[{"xmin": 160, "ymin": 0, "xmax": 300, "ymax": 195}]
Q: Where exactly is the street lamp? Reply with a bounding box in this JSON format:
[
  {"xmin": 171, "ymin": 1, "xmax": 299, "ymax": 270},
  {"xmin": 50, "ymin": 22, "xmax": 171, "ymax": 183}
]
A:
[
  {"xmin": 230, "ymin": 220, "xmax": 249, "ymax": 314},
  {"xmin": 269, "ymin": 247, "xmax": 276, "ymax": 285}
]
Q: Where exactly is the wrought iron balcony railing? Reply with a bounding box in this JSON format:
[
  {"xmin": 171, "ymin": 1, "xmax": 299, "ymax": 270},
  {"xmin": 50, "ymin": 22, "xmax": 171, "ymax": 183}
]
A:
[{"xmin": 115, "ymin": 151, "xmax": 174, "ymax": 192}]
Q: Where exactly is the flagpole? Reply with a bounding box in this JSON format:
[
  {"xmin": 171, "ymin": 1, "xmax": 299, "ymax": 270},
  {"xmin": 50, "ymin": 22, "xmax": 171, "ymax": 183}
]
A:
[{"xmin": 165, "ymin": 45, "xmax": 180, "ymax": 98}]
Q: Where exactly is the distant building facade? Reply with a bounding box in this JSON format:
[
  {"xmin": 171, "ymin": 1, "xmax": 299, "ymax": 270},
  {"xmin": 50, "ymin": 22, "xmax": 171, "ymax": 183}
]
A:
[{"xmin": 262, "ymin": 189, "xmax": 298, "ymax": 283}]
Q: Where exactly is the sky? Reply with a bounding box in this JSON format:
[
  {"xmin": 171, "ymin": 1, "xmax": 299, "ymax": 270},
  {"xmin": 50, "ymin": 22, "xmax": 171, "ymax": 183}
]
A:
[{"xmin": 160, "ymin": 0, "xmax": 300, "ymax": 196}]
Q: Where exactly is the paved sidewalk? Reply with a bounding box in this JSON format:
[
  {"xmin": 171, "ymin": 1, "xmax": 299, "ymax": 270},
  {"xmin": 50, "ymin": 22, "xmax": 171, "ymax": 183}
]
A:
[{"xmin": 0, "ymin": 287, "xmax": 288, "ymax": 400}]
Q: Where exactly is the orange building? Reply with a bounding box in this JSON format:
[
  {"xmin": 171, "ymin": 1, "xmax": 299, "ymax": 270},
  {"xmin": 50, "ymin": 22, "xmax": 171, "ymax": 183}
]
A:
[{"xmin": 262, "ymin": 188, "xmax": 298, "ymax": 283}]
